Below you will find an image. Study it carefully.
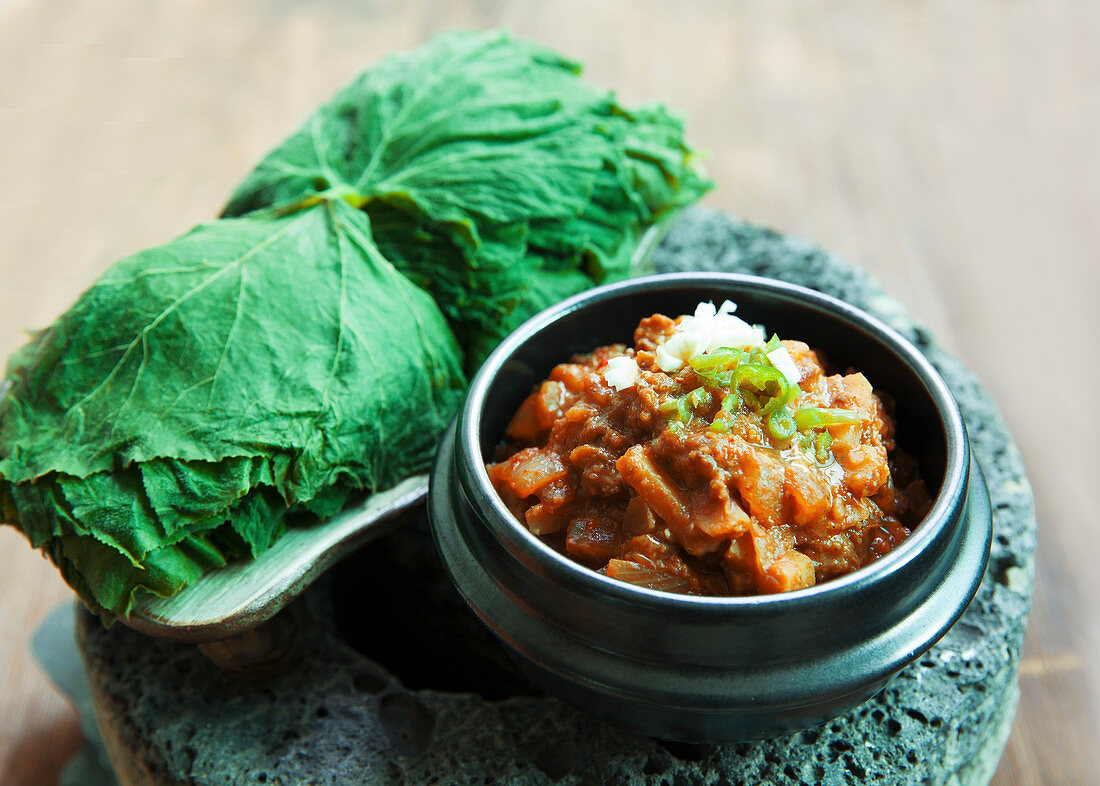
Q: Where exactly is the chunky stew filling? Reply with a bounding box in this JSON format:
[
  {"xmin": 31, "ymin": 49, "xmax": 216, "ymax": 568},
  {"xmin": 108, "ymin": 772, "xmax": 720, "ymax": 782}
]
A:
[{"xmin": 488, "ymin": 302, "xmax": 930, "ymax": 596}]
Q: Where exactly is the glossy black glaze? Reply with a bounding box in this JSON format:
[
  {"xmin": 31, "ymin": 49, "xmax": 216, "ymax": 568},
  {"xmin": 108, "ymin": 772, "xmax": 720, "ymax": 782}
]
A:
[{"xmin": 429, "ymin": 273, "xmax": 991, "ymax": 742}]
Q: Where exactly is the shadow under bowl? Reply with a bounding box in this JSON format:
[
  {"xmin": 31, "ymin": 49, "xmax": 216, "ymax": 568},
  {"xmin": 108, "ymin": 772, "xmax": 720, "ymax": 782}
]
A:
[{"xmin": 429, "ymin": 272, "xmax": 991, "ymax": 742}]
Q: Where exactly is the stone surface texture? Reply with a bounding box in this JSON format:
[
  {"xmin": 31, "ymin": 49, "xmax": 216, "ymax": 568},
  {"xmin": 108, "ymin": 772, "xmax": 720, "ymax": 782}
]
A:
[{"xmin": 77, "ymin": 209, "xmax": 1036, "ymax": 786}]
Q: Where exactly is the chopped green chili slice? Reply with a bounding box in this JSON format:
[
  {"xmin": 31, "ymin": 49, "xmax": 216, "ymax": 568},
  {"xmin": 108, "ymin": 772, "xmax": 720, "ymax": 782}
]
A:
[
  {"xmin": 765, "ymin": 408, "xmax": 797, "ymax": 441},
  {"xmin": 733, "ymin": 363, "xmax": 785, "ymax": 395},
  {"xmin": 814, "ymin": 431, "xmax": 834, "ymax": 463},
  {"xmin": 762, "ymin": 381, "xmax": 798, "ymax": 416},
  {"xmin": 709, "ymin": 416, "xmax": 733, "ymax": 433},
  {"xmin": 793, "ymin": 407, "xmax": 862, "ymax": 430},
  {"xmin": 685, "ymin": 387, "xmax": 708, "ymax": 409},
  {"xmin": 689, "ymin": 349, "xmax": 741, "ymax": 372},
  {"xmin": 700, "ymin": 369, "xmax": 730, "ymax": 389},
  {"xmin": 690, "ymin": 348, "xmax": 744, "ymax": 389},
  {"xmin": 660, "ymin": 395, "xmax": 693, "ymax": 423}
]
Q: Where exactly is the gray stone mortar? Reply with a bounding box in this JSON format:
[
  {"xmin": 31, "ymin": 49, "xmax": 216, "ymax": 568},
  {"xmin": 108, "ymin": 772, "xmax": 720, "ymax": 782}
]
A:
[{"xmin": 77, "ymin": 208, "xmax": 1036, "ymax": 786}]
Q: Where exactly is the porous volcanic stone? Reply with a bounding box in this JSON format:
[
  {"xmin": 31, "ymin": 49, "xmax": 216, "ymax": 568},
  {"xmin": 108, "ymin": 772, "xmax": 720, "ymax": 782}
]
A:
[{"xmin": 77, "ymin": 209, "xmax": 1035, "ymax": 786}]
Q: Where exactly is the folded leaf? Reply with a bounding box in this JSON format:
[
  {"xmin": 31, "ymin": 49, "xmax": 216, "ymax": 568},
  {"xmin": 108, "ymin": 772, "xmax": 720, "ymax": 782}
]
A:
[
  {"xmin": 0, "ymin": 201, "xmax": 464, "ymax": 493},
  {"xmin": 224, "ymin": 29, "xmax": 711, "ymax": 367},
  {"xmin": 0, "ymin": 200, "xmax": 465, "ymax": 617}
]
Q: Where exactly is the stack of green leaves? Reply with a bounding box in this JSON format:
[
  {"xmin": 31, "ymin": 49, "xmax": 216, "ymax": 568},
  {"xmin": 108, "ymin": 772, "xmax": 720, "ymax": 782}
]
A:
[{"xmin": 0, "ymin": 29, "xmax": 710, "ymax": 620}]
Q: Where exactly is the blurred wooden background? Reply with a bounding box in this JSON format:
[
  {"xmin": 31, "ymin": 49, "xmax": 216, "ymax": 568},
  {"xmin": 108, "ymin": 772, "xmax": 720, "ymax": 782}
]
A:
[{"xmin": 1, "ymin": 1, "xmax": 1096, "ymax": 783}]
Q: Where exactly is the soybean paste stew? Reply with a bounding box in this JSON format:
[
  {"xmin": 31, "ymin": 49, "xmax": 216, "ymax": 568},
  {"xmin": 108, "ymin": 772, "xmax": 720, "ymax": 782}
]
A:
[{"xmin": 488, "ymin": 301, "xmax": 930, "ymax": 596}]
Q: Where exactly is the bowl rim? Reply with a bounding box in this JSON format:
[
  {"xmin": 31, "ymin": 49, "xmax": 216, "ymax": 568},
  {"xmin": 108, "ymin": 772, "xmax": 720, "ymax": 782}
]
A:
[{"xmin": 456, "ymin": 272, "xmax": 969, "ymax": 612}]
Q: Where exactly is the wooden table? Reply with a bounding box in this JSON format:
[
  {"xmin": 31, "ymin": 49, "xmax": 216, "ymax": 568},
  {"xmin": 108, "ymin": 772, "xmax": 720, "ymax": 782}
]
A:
[{"xmin": 1, "ymin": 1, "xmax": 1096, "ymax": 783}]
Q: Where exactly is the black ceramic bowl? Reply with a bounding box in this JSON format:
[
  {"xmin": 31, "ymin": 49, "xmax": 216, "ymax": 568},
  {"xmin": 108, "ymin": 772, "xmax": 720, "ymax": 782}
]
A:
[{"xmin": 429, "ymin": 273, "xmax": 991, "ymax": 742}]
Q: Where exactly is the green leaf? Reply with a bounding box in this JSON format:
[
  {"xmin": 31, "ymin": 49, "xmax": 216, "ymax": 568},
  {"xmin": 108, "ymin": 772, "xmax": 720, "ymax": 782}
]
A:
[
  {"xmin": 7, "ymin": 472, "xmax": 231, "ymax": 622},
  {"xmin": 0, "ymin": 201, "xmax": 465, "ymax": 494},
  {"xmin": 0, "ymin": 200, "xmax": 466, "ymax": 616},
  {"xmin": 224, "ymin": 29, "xmax": 711, "ymax": 367}
]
